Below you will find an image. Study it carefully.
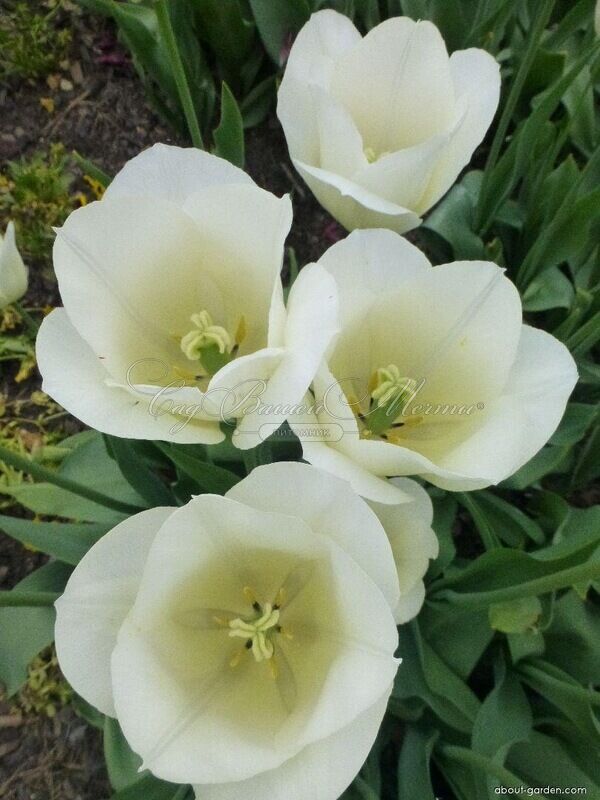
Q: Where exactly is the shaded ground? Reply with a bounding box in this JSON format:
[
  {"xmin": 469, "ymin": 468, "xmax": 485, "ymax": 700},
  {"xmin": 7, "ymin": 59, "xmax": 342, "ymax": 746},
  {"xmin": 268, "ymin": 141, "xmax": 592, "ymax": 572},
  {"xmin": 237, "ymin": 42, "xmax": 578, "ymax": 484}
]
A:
[{"xmin": 0, "ymin": 5, "xmax": 333, "ymax": 799}]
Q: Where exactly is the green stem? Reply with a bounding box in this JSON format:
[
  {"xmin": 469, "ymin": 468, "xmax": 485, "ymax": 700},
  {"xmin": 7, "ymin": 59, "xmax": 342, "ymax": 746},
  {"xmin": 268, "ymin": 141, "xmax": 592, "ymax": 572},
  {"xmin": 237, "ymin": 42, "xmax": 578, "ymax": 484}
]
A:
[
  {"xmin": 0, "ymin": 590, "xmax": 60, "ymax": 607},
  {"xmin": 0, "ymin": 444, "xmax": 145, "ymax": 516},
  {"xmin": 432, "ymin": 560, "xmax": 600, "ymax": 608},
  {"xmin": 155, "ymin": 0, "xmax": 204, "ymax": 149},
  {"xmin": 437, "ymin": 745, "xmax": 543, "ymax": 795},
  {"xmin": 13, "ymin": 301, "xmax": 39, "ymax": 336}
]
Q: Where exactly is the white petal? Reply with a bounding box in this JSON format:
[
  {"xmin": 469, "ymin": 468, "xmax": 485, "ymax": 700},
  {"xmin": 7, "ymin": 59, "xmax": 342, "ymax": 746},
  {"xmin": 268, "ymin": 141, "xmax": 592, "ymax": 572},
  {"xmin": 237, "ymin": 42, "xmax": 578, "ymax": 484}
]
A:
[
  {"xmin": 0, "ymin": 221, "xmax": 28, "ymax": 308},
  {"xmin": 193, "ymin": 688, "xmax": 391, "ymax": 800},
  {"xmin": 294, "ymin": 159, "xmax": 421, "ymax": 233},
  {"xmin": 227, "ymin": 461, "xmax": 400, "ymax": 612},
  {"xmin": 111, "ymin": 494, "xmax": 398, "ymax": 784},
  {"xmin": 352, "ymin": 132, "xmax": 451, "ymax": 211},
  {"xmin": 281, "ymin": 10, "xmax": 361, "ymax": 91},
  {"xmin": 182, "ymin": 186, "xmax": 293, "ymax": 352},
  {"xmin": 429, "ymin": 325, "xmax": 578, "ymax": 487},
  {"xmin": 368, "ymin": 261, "xmax": 523, "ymax": 408},
  {"xmin": 53, "ymin": 196, "xmax": 220, "ymax": 379},
  {"xmin": 316, "ymin": 230, "xmax": 430, "ymax": 381},
  {"xmin": 233, "ymin": 263, "xmax": 339, "ymax": 449},
  {"xmin": 55, "ymin": 507, "xmax": 174, "ymax": 716},
  {"xmin": 36, "ymin": 309, "xmax": 224, "ymax": 444},
  {"xmin": 368, "ymin": 478, "xmax": 438, "ymax": 623},
  {"xmin": 330, "ymin": 18, "xmax": 454, "ymax": 155},
  {"xmin": 420, "ymin": 48, "xmax": 501, "ymax": 212},
  {"xmin": 105, "ymin": 144, "xmax": 253, "ymax": 207}
]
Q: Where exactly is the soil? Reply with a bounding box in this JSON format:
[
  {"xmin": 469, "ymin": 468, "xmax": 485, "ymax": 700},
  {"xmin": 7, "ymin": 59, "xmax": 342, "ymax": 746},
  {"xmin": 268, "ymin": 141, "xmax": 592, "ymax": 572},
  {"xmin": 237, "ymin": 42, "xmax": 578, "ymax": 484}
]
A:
[{"xmin": 0, "ymin": 5, "xmax": 336, "ymax": 798}]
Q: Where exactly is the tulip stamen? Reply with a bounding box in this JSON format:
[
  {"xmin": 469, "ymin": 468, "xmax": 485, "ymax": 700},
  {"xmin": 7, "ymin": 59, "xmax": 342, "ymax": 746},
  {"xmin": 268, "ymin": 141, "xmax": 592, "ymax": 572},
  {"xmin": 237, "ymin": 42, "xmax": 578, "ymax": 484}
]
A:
[
  {"xmin": 363, "ymin": 365, "xmax": 418, "ymax": 437},
  {"xmin": 180, "ymin": 310, "xmax": 243, "ymax": 376},
  {"xmin": 228, "ymin": 601, "xmax": 281, "ymax": 663}
]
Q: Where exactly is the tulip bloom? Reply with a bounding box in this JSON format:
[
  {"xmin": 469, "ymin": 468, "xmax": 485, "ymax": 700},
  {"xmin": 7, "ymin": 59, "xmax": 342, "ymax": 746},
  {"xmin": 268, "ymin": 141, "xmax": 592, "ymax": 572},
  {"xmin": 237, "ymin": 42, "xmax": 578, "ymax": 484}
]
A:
[
  {"xmin": 290, "ymin": 230, "xmax": 578, "ymax": 503},
  {"xmin": 277, "ymin": 11, "xmax": 501, "ymax": 234},
  {"xmin": 0, "ymin": 222, "xmax": 28, "ymax": 309},
  {"xmin": 55, "ymin": 462, "xmax": 437, "ymax": 799},
  {"xmin": 36, "ymin": 145, "xmax": 338, "ymax": 448}
]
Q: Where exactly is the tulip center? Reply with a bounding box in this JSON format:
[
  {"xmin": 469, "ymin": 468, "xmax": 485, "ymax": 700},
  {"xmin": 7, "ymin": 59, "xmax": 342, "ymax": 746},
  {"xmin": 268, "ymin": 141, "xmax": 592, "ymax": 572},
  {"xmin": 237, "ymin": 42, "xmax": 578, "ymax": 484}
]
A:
[
  {"xmin": 362, "ymin": 364, "xmax": 419, "ymax": 438},
  {"xmin": 179, "ymin": 310, "xmax": 246, "ymax": 376},
  {"xmin": 364, "ymin": 146, "xmax": 390, "ymax": 164},
  {"xmin": 228, "ymin": 602, "xmax": 280, "ymax": 662},
  {"xmin": 218, "ymin": 586, "xmax": 291, "ymax": 678}
]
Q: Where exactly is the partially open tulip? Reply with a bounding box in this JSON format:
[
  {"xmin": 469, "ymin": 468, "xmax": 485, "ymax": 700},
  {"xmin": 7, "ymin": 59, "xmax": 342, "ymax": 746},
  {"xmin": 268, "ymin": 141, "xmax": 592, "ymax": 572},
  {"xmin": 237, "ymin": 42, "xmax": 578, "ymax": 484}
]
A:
[
  {"xmin": 277, "ymin": 11, "xmax": 501, "ymax": 234},
  {"xmin": 290, "ymin": 230, "xmax": 578, "ymax": 503},
  {"xmin": 0, "ymin": 222, "xmax": 28, "ymax": 309},
  {"xmin": 55, "ymin": 462, "xmax": 437, "ymax": 800},
  {"xmin": 36, "ymin": 145, "xmax": 338, "ymax": 448}
]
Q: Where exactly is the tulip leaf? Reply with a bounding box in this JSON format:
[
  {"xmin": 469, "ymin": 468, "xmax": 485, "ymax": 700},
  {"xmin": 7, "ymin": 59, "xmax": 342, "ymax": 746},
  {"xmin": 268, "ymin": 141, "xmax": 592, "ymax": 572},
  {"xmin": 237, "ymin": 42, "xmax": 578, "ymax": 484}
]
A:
[
  {"xmin": 507, "ymin": 731, "xmax": 600, "ymax": 794},
  {"xmin": 104, "ymin": 717, "xmax": 145, "ymax": 791},
  {"xmin": 550, "ymin": 403, "xmax": 598, "ymax": 447},
  {"xmin": 458, "ymin": 490, "xmax": 545, "ymax": 549},
  {"xmin": 110, "ymin": 773, "xmax": 190, "ymax": 800},
  {"xmin": 213, "ymin": 81, "xmax": 245, "ymax": 167},
  {"xmin": 249, "ymin": 0, "xmax": 311, "ymax": 64},
  {"xmin": 472, "ymin": 658, "xmax": 532, "ymax": 768},
  {"xmin": 0, "ymin": 562, "xmax": 71, "ymax": 696},
  {"xmin": 543, "ymin": 590, "xmax": 600, "ymax": 685},
  {"xmin": 522, "ymin": 266, "xmax": 575, "ymax": 311},
  {"xmin": 156, "ymin": 442, "xmax": 240, "ymax": 495},
  {"xmin": 0, "ymin": 515, "xmax": 108, "ymax": 566},
  {"xmin": 104, "ymin": 435, "xmax": 175, "ymax": 507},
  {"xmin": 430, "ymin": 528, "xmax": 600, "ymax": 608},
  {"xmin": 397, "ymin": 725, "xmax": 438, "ymax": 800}
]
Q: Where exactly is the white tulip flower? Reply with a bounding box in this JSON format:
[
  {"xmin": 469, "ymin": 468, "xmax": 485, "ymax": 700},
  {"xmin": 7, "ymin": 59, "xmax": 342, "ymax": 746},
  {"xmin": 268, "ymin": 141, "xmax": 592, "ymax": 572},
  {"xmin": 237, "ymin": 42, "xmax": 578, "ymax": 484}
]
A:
[
  {"xmin": 0, "ymin": 222, "xmax": 28, "ymax": 309},
  {"xmin": 36, "ymin": 145, "xmax": 338, "ymax": 448},
  {"xmin": 289, "ymin": 230, "xmax": 578, "ymax": 503},
  {"xmin": 277, "ymin": 11, "xmax": 501, "ymax": 234},
  {"xmin": 55, "ymin": 462, "xmax": 438, "ymax": 800}
]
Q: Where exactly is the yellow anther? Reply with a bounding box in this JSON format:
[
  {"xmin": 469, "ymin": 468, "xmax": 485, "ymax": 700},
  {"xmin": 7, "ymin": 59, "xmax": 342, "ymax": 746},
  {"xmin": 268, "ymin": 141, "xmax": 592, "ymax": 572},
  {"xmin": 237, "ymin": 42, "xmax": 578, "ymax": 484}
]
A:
[
  {"xmin": 364, "ymin": 146, "xmax": 377, "ymax": 163},
  {"xmin": 230, "ymin": 649, "xmax": 245, "ymax": 669},
  {"xmin": 274, "ymin": 587, "xmax": 286, "ymax": 608},
  {"xmin": 268, "ymin": 657, "xmax": 279, "ymax": 680},
  {"xmin": 243, "ymin": 586, "xmax": 258, "ymax": 605},
  {"xmin": 213, "ymin": 615, "xmax": 230, "ymax": 628}
]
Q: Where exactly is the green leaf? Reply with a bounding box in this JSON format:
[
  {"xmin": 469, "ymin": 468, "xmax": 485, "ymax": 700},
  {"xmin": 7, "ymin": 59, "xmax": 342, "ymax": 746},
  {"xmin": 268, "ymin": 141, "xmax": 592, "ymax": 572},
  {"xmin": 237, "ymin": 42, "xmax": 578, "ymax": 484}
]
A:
[
  {"xmin": 472, "ymin": 659, "xmax": 532, "ymax": 769},
  {"xmin": 104, "ymin": 717, "xmax": 145, "ymax": 791},
  {"xmin": 213, "ymin": 81, "xmax": 245, "ymax": 167},
  {"xmin": 156, "ymin": 443, "xmax": 240, "ymax": 494},
  {"xmin": 508, "ymin": 731, "xmax": 600, "ymax": 794},
  {"xmin": 544, "ymin": 590, "xmax": 600, "ymax": 684},
  {"xmin": 427, "ymin": 494, "xmax": 457, "ymax": 579},
  {"xmin": 0, "ymin": 562, "xmax": 71, "ymax": 695},
  {"xmin": 500, "ymin": 444, "xmax": 572, "ymax": 490},
  {"xmin": 550, "ymin": 403, "xmax": 598, "ymax": 446},
  {"xmin": 397, "ymin": 725, "xmax": 438, "ymax": 800},
  {"xmin": 522, "ymin": 266, "xmax": 574, "ymax": 311},
  {"xmin": 0, "ymin": 515, "xmax": 108, "ymax": 565},
  {"xmin": 249, "ymin": 0, "xmax": 310, "ymax": 63},
  {"xmin": 419, "ymin": 602, "xmax": 493, "ymax": 680},
  {"xmin": 110, "ymin": 773, "xmax": 189, "ymax": 800},
  {"xmin": 518, "ymin": 659, "xmax": 600, "ymax": 743},
  {"xmin": 104, "ymin": 436, "xmax": 175, "ymax": 507},
  {"xmin": 430, "ymin": 533, "xmax": 600, "ymax": 608},
  {"xmin": 394, "ymin": 621, "xmax": 480, "ymax": 733},
  {"xmin": 489, "ymin": 597, "xmax": 543, "ymax": 633},
  {"xmin": 194, "ymin": 0, "xmax": 254, "ymax": 85},
  {"xmin": 421, "ymin": 172, "xmax": 486, "ymax": 261}
]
